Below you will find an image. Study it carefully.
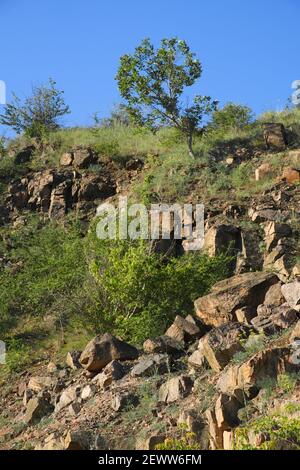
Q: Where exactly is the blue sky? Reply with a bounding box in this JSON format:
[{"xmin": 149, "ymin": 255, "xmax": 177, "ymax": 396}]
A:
[{"xmin": 0, "ymin": 0, "xmax": 299, "ymax": 136}]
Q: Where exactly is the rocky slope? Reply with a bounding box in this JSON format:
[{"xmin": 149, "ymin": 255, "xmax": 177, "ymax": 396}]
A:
[
  {"xmin": 0, "ymin": 275, "xmax": 299, "ymax": 450},
  {"xmin": 0, "ymin": 123, "xmax": 300, "ymax": 450}
]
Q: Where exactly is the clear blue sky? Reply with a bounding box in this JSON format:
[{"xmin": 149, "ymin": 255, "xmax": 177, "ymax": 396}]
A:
[{"xmin": 1, "ymin": 0, "xmax": 300, "ymax": 137}]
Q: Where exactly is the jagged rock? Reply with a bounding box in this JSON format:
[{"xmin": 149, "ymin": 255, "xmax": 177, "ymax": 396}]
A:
[
  {"xmin": 177, "ymin": 409, "xmax": 204, "ymax": 434},
  {"xmin": 39, "ymin": 434, "xmax": 65, "ymax": 450},
  {"xmin": 239, "ymin": 230, "xmax": 264, "ymax": 272},
  {"xmin": 251, "ymin": 303, "xmax": 297, "ymax": 334},
  {"xmin": 215, "ymin": 393, "xmax": 241, "ymax": 430},
  {"xmin": 18, "ymin": 381, "xmax": 27, "ymax": 397},
  {"xmin": 263, "ymin": 282, "xmax": 285, "ymax": 307},
  {"xmin": 60, "ymin": 152, "xmax": 74, "ymax": 167},
  {"xmin": 223, "ymin": 431, "xmax": 234, "ymax": 450},
  {"xmin": 217, "ymin": 347, "xmax": 293, "ymax": 400},
  {"xmin": 79, "ymin": 333, "xmax": 139, "ymax": 372},
  {"xmin": 290, "ymin": 321, "xmax": 300, "ymax": 342},
  {"xmin": 205, "ymin": 408, "xmax": 223, "ymax": 450},
  {"xmin": 194, "ymin": 272, "xmax": 279, "ymax": 327},
  {"xmin": 55, "ymin": 385, "xmax": 81, "ymax": 413},
  {"xmin": 249, "ymin": 208, "xmax": 280, "ymax": 223},
  {"xmin": 264, "ymin": 221, "xmax": 292, "ymax": 252},
  {"xmin": 68, "ymin": 401, "xmax": 82, "ymax": 416},
  {"xmin": 292, "ymin": 265, "xmax": 300, "ymax": 277},
  {"xmin": 27, "ymin": 170, "xmax": 55, "ymax": 212},
  {"xmin": 9, "ymin": 179, "xmax": 29, "ymax": 209},
  {"xmin": 281, "ymin": 167, "xmax": 300, "ymax": 184},
  {"xmin": 200, "ymin": 323, "xmax": 250, "ymax": 372},
  {"xmin": 24, "ymin": 397, "xmax": 54, "ymax": 425},
  {"xmin": 131, "ymin": 354, "xmax": 169, "ymax": 377},
  {"xmin": 158, "ymin": 375, "xmax": 193, "ymax": 403},
  {"xmin": 263, "ymin": 245, "xmax": 286, "ymax": 268},
  {"xmin": 273, "ymin": 254, "xmax": 294, "ymax": 279},
  {"xmin": 165, "ymin": 315, "xmax": 202, "ymax": 344},
  {"xmin": 136, "ymin": 434, "xmax": 166, "ymax": 450},
  {"xmin": 92, "ymin": 360, "xmax": 125, "ymax": 388},
  {"xmin": 255, "ymin": 163, "xmax": 272, "ymax": 181},
  {"xmin": 143, "ymin": 335, "xmax": 183, "ymax": 356},
  {"xmin": 64, "ymin": 430, "xmax": 92, "ymax": 450},
  {"xmin": 81, "ymin": 384, "xmax": 96, "ymax": 401},
  {"xmin": 262, "ymin": 123, "xmax": 287, "ymax": 150},
  {"xmin": 27, "ymin": 376, "xmax": 53, "ymax": 393},
  {"xmin": 203, "ymin": 224, "xmax": 242, "ymax": 257},
  {"xmin": 281, "ymin": 281, "xmax": 300, "ymax": 308},
  {"xmin": 235, "ymin": 306, "xmax": 256, "ymax": 324},
  {"xmin": 72, "ymin": 148, "xmax": 97, "ymax": 169},
  {"xmin": 111, "ymin": 393, "xmax": 139, "ymax": 412},
  {"xmin": 66, "ymin": 350, "xmax": 82, "ymax": 370},
  {"xmin": 49, "ymin": 180, "xmax": 72, "ymax": 218},
  {"xmin": 188, "ymin": 349, "xmax": 206, "ymax": 369},
  {"xmin": 78, "ymin": 174, "xmax": 116, "ymax": 201},
  {"xmin": 47, "ymin": 362, "xmax": 58, "ymax": 374},
  {"xmin": 23, "ymin": 389, "xmax": 33, "ymax": 407}
]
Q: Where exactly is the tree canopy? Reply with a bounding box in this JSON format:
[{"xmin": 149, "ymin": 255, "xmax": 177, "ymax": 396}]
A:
[{"xmin": 116, "ymin": 38, "xmax": 217, "ymax": 157}]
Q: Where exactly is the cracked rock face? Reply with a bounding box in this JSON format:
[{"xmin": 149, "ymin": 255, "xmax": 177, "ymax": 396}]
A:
[
  {"xmin": 8, "ymin": 168, "xmax": 117, "ymax": 219},
  {"xmin": 194, "ymin": 272, "xmax": 279, "ymax": 327}
]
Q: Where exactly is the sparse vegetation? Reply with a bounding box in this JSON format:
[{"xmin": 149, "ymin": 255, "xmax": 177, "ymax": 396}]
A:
[{"xmin": 0, "ymin": 78, "xmax": 70, "ymax": 142}]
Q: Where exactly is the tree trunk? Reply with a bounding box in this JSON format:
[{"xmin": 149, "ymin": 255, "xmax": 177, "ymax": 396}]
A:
[{"xmin": 187, "ymin": 133, "xmax": 195, "ymax": 158}]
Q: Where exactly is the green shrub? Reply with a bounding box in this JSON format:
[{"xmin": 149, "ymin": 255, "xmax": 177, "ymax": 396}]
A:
[
  {"xmin": 83, "ymin": 225, "xmax": 232, "ymax": 344},
  {"xmin": 277, "ymin": 373, "xmax": 298, "ymax": 394},
  {"xmin": 156, "ymin": 429, "xmax": 201, "ymax": 451},
  {"xmin": 0, "ymin": 216, "xmax": 86, "ymax": 335},
  {"xmin": 211, "ymin": 102, "xmax": 254, "ymax": 132},
  {"xmin": 234, "ymin": 415, "xmax": 300, "ymax": 450}
]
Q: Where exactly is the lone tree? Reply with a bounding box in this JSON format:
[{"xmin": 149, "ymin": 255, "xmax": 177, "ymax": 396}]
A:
[
  {"xmin": 0, "ymin": 78, "xmax": 70, "ymax": 140},
  {"xmin": 116, "ymin": 38, "xmax": 217, "ymax": 157}
]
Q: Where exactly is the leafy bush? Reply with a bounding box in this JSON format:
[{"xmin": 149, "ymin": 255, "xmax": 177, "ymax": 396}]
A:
[
  {"xmin": 277, "ymin": 373, "xmax": 299, "ymax": 394},
  {"xmin": 234, "ymin": 415, "xmax": 300, "ymax": 450},
  {"xmin": 211, "ymin": 102, "xmax": 254, "ymax": 132},
  {"xmin": 156, "ymin": 427, "xmax": 201, "ymax": 450},
  {"xmin": 0, "ymin": 78, "xmax": 70, "ymax": 140},
  {"xmin": 0, "ymin": 216, "xmax": 86, "ymax": 335},
  {"xmin": 84, "ymin": 225, "xmax": 232, "ymax": 344}
]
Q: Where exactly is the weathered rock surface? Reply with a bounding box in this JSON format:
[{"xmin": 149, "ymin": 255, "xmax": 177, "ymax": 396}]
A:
[
  {"xmin": 281, "ymin": 281, "xmax": 300, "ymax": 308},
  {"xmin": 79, "ymin": 333, "xmax": 139, "ymax": 372},
  {"xmin": 165, "ymin": 315, "xmax": 202, "ymax": 344},
  {"xmin": 131, "ymin": 354, "xmax": 169, "ymax": 377},
  {"xmin": 111, "ymin": 393, "xmax": 139, "ymax": 412},
  {"xmin": 143, "ymin": 335, "xmax": 183, "ymax": 355},
  {"xmin": 27, "ymin": 376, "xmax": 53, "ymax": 393},
  {"xmin": 217, "ymin": 347, "xmax": 294, "ymax": 400},
  {"xmin": 262, "ymin": 123, "xmax": 287, "ymax": 150},
  {"xmin": 24, "ymin": 397, "xmax": 54, "ymax": 425},
  {"xmin": 200, "ymin": 323, "xmax": 250, "ymax": 372},
  {"xmin": 203, "ymin": 224, "xmax": 242, "ymax": 257},
  {"xmin": 194, "ymin": 272, "xmax": 279, "ymax": 327},
  {"xmin": 158, "ymin": 376, "xmax": 193, "ymax": 403},
  {"xmin": 92, "ymin": 360, "xmax": 125, "ymax": 388}
]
